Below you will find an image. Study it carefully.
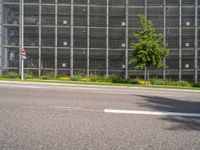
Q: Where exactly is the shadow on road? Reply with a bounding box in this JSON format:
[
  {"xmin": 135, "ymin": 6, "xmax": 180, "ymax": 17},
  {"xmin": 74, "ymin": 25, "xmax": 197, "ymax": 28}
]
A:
[{"xmin": 136, "ymin": 95, "xmax": 200, "ymax": 131}]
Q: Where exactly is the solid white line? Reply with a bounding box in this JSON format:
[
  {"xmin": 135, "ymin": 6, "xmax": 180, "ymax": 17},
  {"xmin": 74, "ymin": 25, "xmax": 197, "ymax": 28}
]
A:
[
  {"xmin": 49, "ymin": 106, "xmax": 80, "ymax": 109},
  {"xmin": 104, "ymin": 109, "xmax": 200, "ymax": 117}
]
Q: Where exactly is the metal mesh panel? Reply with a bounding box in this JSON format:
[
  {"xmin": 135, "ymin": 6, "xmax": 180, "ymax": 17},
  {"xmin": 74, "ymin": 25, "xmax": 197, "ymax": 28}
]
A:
[
  {"xmin": 166, "ymin": 0, "xmax": 180, "ymax": 6},
  {"xmin": 41, "ymin": 5, "xmax": 55, "ymax": 25},
  {"xmin": 109, "ymin": 50, "xmax": 125, "ymax": 70},
  {"xmin": 3, "ymin": 0, "xmax": 19, "ymax": 2},
  {"xmin": 74, "ymin": 27, "xmax": 87, "ymax": 48},
  {"xmin": 58, "ymin": 0, "xmax": 70, "ymax": 4},
  {"xmin": 166, "ymin": 50, "xmax": 179, "ymax": 69},
  {"xmin": 74, "ymin": 6, "xmax": 87, "ymax": 26},
  {"xmin": 90, "ymin": 28, "xmax": 106, "ymax": 48},
  {"xmin": 57, "ymin": 49, "xmax": 70, "ymax": 69},
  {"xmin": 109, "ymin": 0, "xmax": 125, "ymax": 6},
  {"xmin": 109, "ymin": 28, "xmax": 125, "ymax": 49},
  {"xmin": 74, "ymin": 0, "xmax": 87, "ymax": 5},
  {"xmin": 24, "ymin": 48, "xmax": 39, "ymax": 68},
  {"xmin": 41, "ymin": 48, "xmax": 55, "ymax": 69},
  {"xmin": 147, "ymin": 0, "xmax": 163, "ymax": 6},
  {"xmin": 129, "ymin": 8, "xmax": 144, "ymax": 16},
  {"xmin": 129, "ymin": 0, "xmax": 145, "ymax": 6},
  {"xmin": 182, "ymin": 0, "xmax": 195, "ymax": 5},
  {"xmin": 58, "ymin": 6, "xmax": 71, "ymax": 26},
  {"xmin": 182, "ymin": 70, "xmax": 194, "ymax": 82},
  {"xmin": 90, "ymin": 0, "xmax": 106, "ymax": 6},
  {"xmin": 109, "ymin": 7, "xmax": 125, "ymax": 27},
  {"xmin": 57, "ymin": 27, "xmax": 70, "ymax": 47},
  {"xmin": 3, "ymin": 4, "xmax": 19, "ymax": 25},
  {"xmin": 1, "ymin": 47, "xmax": 19, "ymax": 68},
  {"xmin": 41, "ymin": 0, "xmax": 55, "ymax": 4},
  {"xmin": 89, "ymin": 49, "xmax": 106, "ymax": 70},
  {"xmin": 41, "ymin": 27, "xmax": 55, "ymax": 47},
  {"xmin": 24, "ymin": 27, "xmax": 39, "ymax": 46},
  {"xmin": 24, "ymin": 5, "xmax": 39, "ymax": 25},
  {"xmin": 3, "ymin": 26, "xmax": 19, "ymax": 46},
  {"xmin": 24, "ymin": 0, "xmax": 39, "ymax": 3},
  {"xmin": 90, "ymin": 6, "xmax": 106, "ymax": 27},
  {"xmin": 74, "ymin": 49, "xmax": 87, "ymax": 71}
]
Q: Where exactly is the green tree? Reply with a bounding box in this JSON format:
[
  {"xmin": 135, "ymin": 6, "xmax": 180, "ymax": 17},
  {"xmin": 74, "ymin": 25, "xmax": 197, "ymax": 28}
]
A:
[{"xmin": 129, "ymin": 14, "xmax": 169, "ymax": 81}]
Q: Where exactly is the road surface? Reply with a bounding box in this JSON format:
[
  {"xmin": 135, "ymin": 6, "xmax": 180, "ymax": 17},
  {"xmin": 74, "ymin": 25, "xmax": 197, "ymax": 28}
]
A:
[{"xmin": 0, "ymin": 81, "xmax": 200, "ymax": 150}]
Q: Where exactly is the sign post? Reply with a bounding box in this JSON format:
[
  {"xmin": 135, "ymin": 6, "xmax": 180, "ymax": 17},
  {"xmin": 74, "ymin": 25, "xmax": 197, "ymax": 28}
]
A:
[
  {"xmin": 21, "ymin": 0, "xmax": 25, "ymax": 80},
  {"xmin": 21, "ymin": 48, "xmax": 26, "ymax": 80}
]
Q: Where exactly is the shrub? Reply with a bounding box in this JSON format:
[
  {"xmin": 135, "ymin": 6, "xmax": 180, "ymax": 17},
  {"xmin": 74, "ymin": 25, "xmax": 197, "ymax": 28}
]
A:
[
  {"xmin": 80, "ymin": 76, "xmax": 91, "ymax": 82},
  {"xmin": 40, "ymin": 72, "xmax": 56, "ymax": 80},
  {"xmin": 69, "ymin": 75, "xmax": 81, "ymax": 81},
  {"xmin": 24, "ymin": 71, "xmax": 35, "ymax": 79},
  {"xmin": 170, "ymin": 81, "xmax": 191, "ymax": 87},
  {"xmin": 128, "ymin": 79, "xmax": 140, "ymax": 84},
  {"xmin": 1, "ymin": 72, "xmax": 20, "ymax": 79},
  {"xmin": 138, "ymin": 80, "xmax": 150, "ymax": 85},
  {"xmin": 193, "ymin": 82, "xmax": 200, "ymax": 88},
  {"xmin": 110, "ymin": 76, "xmax": 126, "ymax": 83},
  {"xmin": 57, "ymin": 76, "xmax": 70, "ymax": 81},
  {"xmin": 150, "ymin": 79, "xmax": 167, "ymax": 85}
]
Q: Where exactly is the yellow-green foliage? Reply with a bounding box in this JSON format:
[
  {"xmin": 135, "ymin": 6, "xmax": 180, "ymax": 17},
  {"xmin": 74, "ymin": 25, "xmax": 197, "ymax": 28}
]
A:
[
  {"xmin": 58, "ymin": 76, "xmax": 70, "ymax": 81},
  {"xmin": 138, "ymin": 80, "xmax": 150, "ymax": 85},
  {"xmin": 80, "ymin": 76, "xmax": 91, "ymax": 82}
]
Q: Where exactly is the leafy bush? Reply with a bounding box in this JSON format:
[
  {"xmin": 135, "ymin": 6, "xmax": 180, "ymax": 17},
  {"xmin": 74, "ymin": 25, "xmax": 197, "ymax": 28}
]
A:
[
  {"xmin": 127, "ymin": 79, "xmax": 140, "ymax": 84},
  {"xmin": 57, "ymin": 76, "xmax": 70, "ymax": 81},
  {"xmin": 24, "ymin": 71, "xmax": 35, "ymax": 79},
  {"xmin": 69, "ymin": 75, "xmax": 81, "ymax": 81},
  {"xmin": 40, "ymin": 72, "xmax": 56, "ymax": 80},
  {"xmin": 1, "ymin": 72, "xmax": 20, "ymax": 79},
  {"xmin": 150, "ymin": 79, "xmax": 167, "ymax": 85},
  {"xmin": 80, "ymin": 76, "xmax": 91, "ymax": 82},
  {"xmin": 110, "ymin": 76, "xmax": 126, "ymax": 83},
  {"xmin": 192, "ymin": 82, "xmax": 200, "ymax": 88},
  {"xmin": 171, "ymin": 81, "xmax": 191, "ymax": 87}
]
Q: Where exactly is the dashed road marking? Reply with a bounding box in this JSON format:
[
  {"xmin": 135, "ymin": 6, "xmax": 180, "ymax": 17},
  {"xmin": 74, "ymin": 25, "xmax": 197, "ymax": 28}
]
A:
[{"xmin": 104, "ymin": 109, "xmax": 200, "ymax": 117}]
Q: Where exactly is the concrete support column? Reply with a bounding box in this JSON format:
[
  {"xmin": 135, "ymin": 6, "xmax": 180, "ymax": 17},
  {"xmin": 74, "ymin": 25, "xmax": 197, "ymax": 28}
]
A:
[
  {"xmin": 55, "ymin": 0, "xmax": 58, "ymax": 76},
  {"xmin": 179, "ymin": 0, "xmax": 182, "ymax": 81},
  {"xmin": 87, "ymin": 0, "xmax": 90, "ymax": 76},
  {"xmin": 106, "ymin": 0, "xmax": 109, "ymax": 77},
  {"xmin": 70, "ymin": 0, "xmax": 74, "ymax": 76},
  {"xmin": 163, "ymin": 0, "xmax": 166, "ymax": 80},
  {"xmin": 39, "ymin": 0, "xmax": 41, "ymax": 76},
  {"xmin": 125, "ymin": 0, "xmax": 129, "ymax": 79},
  {"xmin": 194, "ymin": 0, "xmax": 198, "ymax": 83}
]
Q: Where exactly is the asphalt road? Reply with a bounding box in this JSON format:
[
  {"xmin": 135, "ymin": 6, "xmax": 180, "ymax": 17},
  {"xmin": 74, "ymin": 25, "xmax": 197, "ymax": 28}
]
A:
[{"xmin": 0, "ymin": 81, "xmax": 200, "ymax": 150}]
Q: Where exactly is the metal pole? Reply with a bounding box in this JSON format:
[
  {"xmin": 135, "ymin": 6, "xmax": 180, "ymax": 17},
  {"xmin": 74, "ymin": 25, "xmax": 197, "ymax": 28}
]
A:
[
  {"xmin": 70, "ymin": 0, "xmax": 74, "ymax": 76},
  {"xmin": 106, "ymin": 0, "xmax": 109, "ymax": 77},
  {"xmin": 163, "ymin": 0, "xmax": 166, "ymax": 80},
  {"xmin": 194, "ymin": 0, "xmax": 198, "ymax": 83},
  {"xmin": 179, "ymin": 0, "xmax": 182, "ymax": 81},
  {"xmin": 87, "ymin": 0, "xmax": 90, "ymax": 76},
  {"xmin": 125, "ymin": 0, "xmax": 129, "ymax": 80},
  {"xmin": 21, "ymin": 0, "xmax": 24, "ymax": 80}
]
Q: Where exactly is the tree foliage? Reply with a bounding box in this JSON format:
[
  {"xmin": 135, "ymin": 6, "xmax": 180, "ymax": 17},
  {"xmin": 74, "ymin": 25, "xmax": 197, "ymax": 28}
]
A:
[{"xmin": 129, "ymin": 15, "xmax": 169, "ymax": 78}]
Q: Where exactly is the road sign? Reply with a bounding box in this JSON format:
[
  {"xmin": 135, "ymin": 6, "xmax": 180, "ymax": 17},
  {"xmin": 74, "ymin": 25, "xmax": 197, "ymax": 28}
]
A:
[{"xmin": 21, "ymin": 48, "xmax": 26, "ymax": 60}]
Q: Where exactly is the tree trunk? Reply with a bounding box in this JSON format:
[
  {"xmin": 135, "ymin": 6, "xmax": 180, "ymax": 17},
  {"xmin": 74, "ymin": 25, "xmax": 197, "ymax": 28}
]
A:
[
  {"xmin": 144, "ymin": 67, "xmax": 147, "ymax": 80},
  {"xmin": 147, "ymin": 68, "xmax": 150, "ymax": 82}
]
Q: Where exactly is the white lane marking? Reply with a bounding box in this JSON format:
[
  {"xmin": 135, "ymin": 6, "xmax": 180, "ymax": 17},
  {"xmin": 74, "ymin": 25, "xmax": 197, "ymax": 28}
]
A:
[
  {"xmin": 48, "ymin": 105, "xmax": 102, "ymax": 112},
  {"xmin": 104, "ymin": 109, "xmax": 200, "ymax": 117},
  {"xmin": 49, "ymin": 106, "xmax": 80, "ymax": 109}
]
